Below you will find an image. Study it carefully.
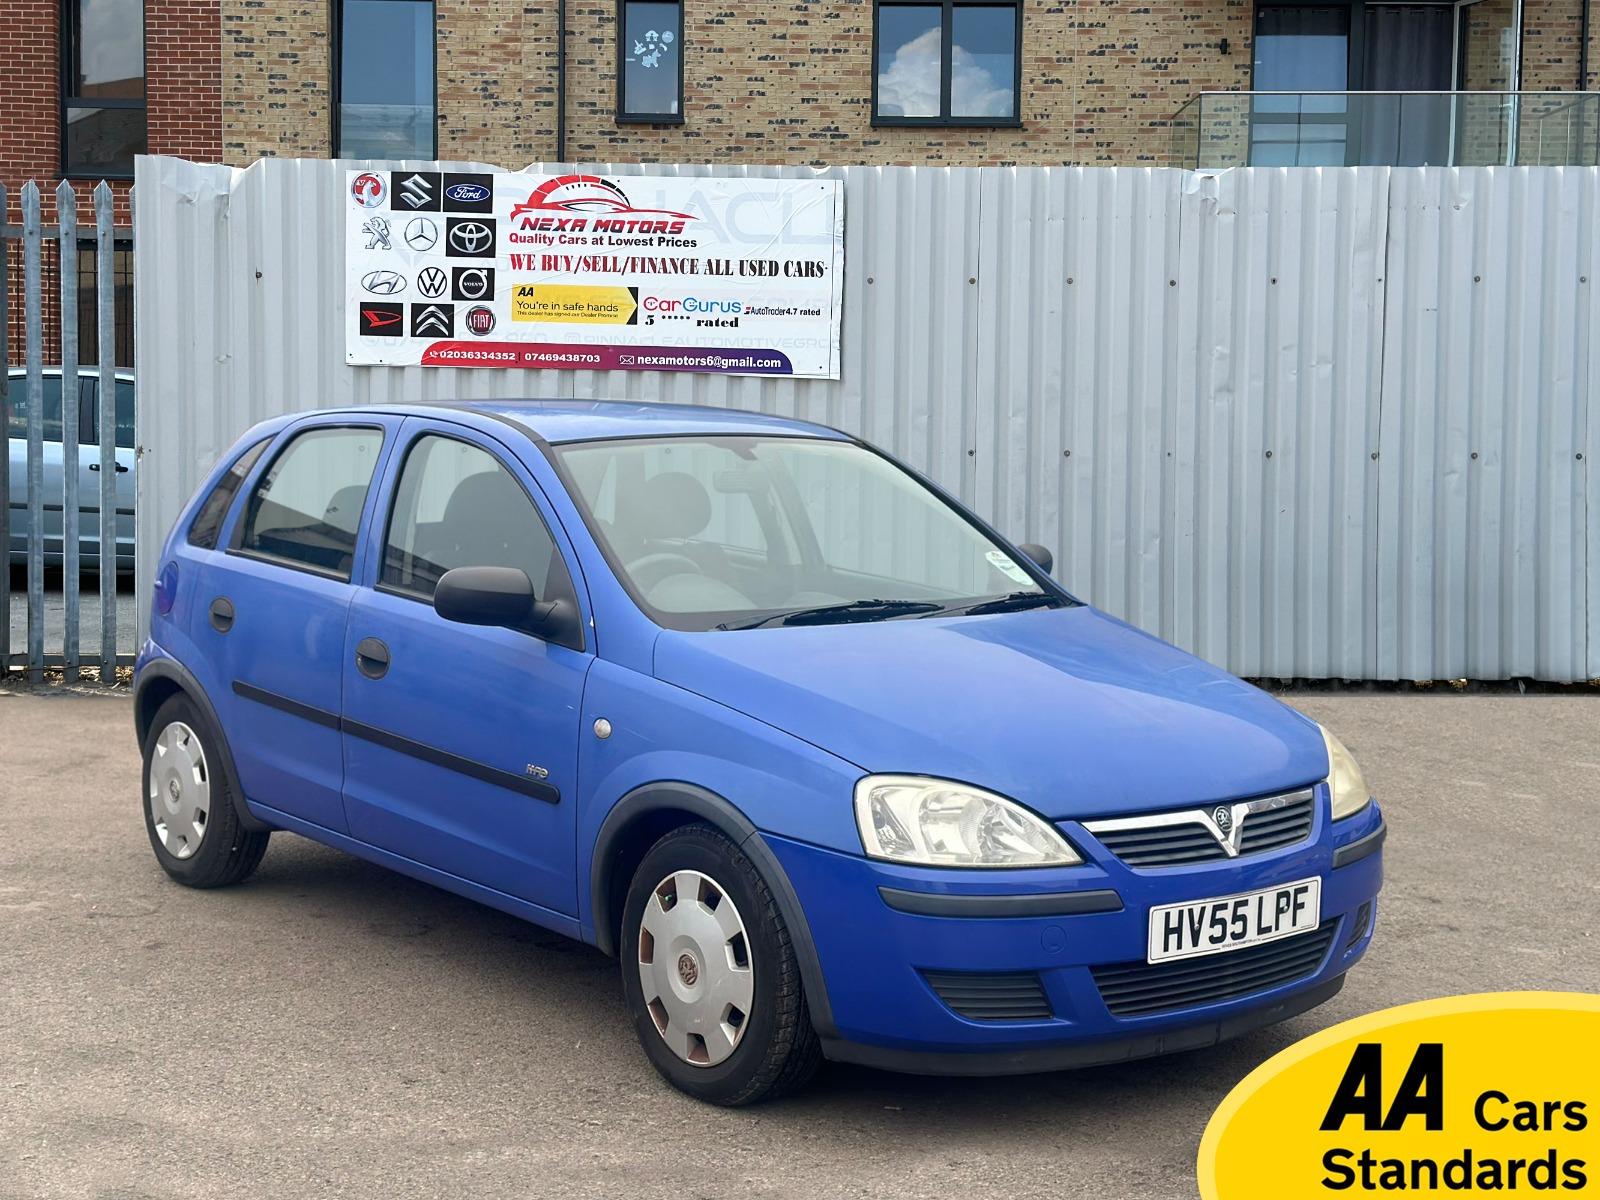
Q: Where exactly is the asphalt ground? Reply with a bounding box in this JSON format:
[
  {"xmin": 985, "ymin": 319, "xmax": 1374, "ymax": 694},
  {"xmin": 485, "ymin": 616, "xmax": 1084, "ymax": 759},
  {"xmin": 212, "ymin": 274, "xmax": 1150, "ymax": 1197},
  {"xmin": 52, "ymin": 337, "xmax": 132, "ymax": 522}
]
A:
[{"xmin": 1, "ymin": 688, "xmax": 1596, "ymax": 1199}]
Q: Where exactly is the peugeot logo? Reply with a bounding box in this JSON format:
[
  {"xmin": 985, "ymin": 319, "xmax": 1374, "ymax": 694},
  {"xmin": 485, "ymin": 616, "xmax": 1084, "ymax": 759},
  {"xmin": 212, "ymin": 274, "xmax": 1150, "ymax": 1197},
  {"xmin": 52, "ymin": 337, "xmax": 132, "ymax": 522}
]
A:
[
  {"xmin": 417, "ymin": 267, "xmax": 448, "ymax": 298},
  {"xmin": 449, "ymin": 221, "xmax": 493, "ymax": 255},
  {"xmin": 456, "ymin": 268, "xmax": 490, "ymax": 300},
  {"xmin": 1212, "ymin": 805, "xmax": 1234, "ymax": 832},
  {"xmin": 413, "ymin": 305, "xmax": 451, "ymax": 336},
  {"xmin": 398, "ymin": 173, "xmax": 434, "ymax": 209},
  {"xmin": 446, "ymin": 182, "xmax": 490, "ymax": 204},
  {"xmin": 404, "ymin": 218, "xmax": 439, "ymax": 252},
  {"xmin": 360, "ymin": 270, "xmax": 406, "ymax": 296}
]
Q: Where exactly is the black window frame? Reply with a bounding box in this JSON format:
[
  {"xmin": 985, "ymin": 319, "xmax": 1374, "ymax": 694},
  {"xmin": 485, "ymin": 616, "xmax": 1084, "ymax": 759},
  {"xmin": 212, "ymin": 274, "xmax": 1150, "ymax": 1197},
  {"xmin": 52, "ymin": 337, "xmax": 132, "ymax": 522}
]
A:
[
  {"xmin": 615, "ymin": 0, "xmax": 686, "ymax": 125},
  {"xmin": 871, "ymin": 0, "xmax": 1023, "ymax": 129},
  {"xmin": 187, "ymin": 437, "xmax": 273, "ymax": 551},
  {"xmin": 331, "ymin": 0, "xmax": 440, "ymax": 160},
  {"xmin": 60, "ymin": 0, "xmax": 149, "ymax": 180},
  {"xmin": 228, "ymin": 423, "xmax": 387, "ymax": 583}
]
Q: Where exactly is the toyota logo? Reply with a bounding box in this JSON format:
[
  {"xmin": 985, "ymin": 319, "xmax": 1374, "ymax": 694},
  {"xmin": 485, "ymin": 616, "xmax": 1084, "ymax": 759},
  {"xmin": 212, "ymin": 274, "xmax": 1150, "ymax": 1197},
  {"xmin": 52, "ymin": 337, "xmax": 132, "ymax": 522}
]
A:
[
  {"xmin": 404, "ymin": 218, "xmax": 439, "ymax": 251},
  {"xmin": 360, "ymin": 270, "xmax": 406, "ymax": 296},
  {"xmin": 417, "ymin": 267, "xmax": 448, "ymax": 298},
  {"xmin": 449, "ymin": 221, "xmax": 492, "ymax": 255}
]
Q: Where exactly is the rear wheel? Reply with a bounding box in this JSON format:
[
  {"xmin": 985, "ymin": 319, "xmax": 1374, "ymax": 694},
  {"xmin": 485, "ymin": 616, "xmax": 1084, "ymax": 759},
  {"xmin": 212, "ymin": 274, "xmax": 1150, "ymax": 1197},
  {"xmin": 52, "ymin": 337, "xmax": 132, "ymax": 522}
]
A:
[
  {"xmin": 141, "ymin": 695, "xmax": 269, "ymax": 888},
  {"xmin": 620, "ymin": 824, "xmax": 821, "ymax": 1105}
]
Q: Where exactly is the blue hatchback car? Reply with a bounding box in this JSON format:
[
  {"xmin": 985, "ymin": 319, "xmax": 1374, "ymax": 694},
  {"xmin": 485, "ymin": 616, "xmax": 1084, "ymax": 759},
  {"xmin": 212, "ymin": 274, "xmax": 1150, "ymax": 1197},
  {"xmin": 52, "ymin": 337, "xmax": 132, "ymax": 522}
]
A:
[{"xmin": 135, "ymin": 399, "xmax": 1385, "ymax": 1104}]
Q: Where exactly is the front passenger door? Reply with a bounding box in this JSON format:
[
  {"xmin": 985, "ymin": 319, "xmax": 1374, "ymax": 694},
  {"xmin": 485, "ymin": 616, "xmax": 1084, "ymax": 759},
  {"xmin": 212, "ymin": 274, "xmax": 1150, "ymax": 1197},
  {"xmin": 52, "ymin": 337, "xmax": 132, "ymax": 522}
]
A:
[{"xmin": 341, "ymin": 426, "xmax": 592, "ymax": 920}]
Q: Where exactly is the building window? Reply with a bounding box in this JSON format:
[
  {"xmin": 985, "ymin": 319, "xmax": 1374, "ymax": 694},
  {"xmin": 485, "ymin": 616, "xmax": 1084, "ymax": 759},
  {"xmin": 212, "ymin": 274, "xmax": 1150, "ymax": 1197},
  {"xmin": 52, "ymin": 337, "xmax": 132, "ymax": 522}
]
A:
[
  {"xmin": 618, "ymin": 0, "xmax": 684, "ymax": 122},
  {"xmin": 336, "ymin": 0, "xmax": 437, "ymax": 159},
  {"xmin": 873, "ymin": 0, "xmax": 1020, "ymax": 126},
  {"xmin": 61, "ymin": 0, "xmax": 148, "ymax": 178}
]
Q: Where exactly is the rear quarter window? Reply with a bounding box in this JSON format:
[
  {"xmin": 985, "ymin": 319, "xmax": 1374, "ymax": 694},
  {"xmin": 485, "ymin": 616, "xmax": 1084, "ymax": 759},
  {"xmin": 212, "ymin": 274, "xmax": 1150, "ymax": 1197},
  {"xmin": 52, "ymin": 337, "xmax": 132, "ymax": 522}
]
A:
[{"xmin": 187, "ymin": 437, "xmax": 271, "ymax": 550}]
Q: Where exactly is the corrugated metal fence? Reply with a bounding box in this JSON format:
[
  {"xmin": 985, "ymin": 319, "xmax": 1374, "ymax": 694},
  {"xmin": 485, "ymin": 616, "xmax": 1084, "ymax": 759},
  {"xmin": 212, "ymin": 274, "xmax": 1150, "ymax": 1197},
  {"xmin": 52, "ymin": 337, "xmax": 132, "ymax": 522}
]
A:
[
  {"xmin": 3, "ymin": 181, "xmax": 129, "ymax": 682},
  {"xmin": 134, "ymin": 156, "xmax": 1598, "ymax": 682}
]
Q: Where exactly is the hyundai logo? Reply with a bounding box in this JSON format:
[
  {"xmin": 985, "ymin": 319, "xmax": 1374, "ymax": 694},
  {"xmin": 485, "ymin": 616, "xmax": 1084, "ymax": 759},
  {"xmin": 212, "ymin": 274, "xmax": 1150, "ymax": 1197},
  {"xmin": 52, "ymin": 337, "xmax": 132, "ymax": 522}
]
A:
[
  {"xmin": 446, "ymin": 182, "xmax": 490, "ymax": 204},
  {"xmin": 449, "ymin": 221, "xmax": 493, "ymax": 255},
  {"xmin": 360, "ymin": 270, "xmax": 407, "ymax": 296}
]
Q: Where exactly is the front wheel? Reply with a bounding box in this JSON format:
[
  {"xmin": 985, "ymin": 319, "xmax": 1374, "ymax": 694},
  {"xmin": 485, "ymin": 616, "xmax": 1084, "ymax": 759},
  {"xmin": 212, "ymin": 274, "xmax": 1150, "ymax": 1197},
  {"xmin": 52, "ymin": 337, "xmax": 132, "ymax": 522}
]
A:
[
  {"xmin": 141, "ymin": 695, "xmax": 270, "ymax": 888},
  {"xmin": 620, "ymin": 824, "xmax": 822, "ymax": 1105}
]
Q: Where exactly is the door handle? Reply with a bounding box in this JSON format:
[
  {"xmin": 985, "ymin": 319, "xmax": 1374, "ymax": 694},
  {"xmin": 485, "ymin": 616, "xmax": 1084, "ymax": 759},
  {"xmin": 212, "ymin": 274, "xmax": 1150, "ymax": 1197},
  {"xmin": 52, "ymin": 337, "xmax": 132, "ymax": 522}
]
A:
[
  {"xmin": 355, "ymin": 637, "xmax": 390, "ymax": 680},
  {"xmin": 209, "ymin": 597, "xmax": 235, "ymax": 633},
  {"xmin": 89, "ymin": 462, "xmax": 128, "ymax": 473}
]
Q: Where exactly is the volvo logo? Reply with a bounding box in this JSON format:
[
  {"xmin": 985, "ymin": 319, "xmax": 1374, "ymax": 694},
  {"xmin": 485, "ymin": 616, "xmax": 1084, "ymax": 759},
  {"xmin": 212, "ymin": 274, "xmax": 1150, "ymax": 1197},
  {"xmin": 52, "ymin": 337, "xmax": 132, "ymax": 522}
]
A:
[
  {"xmin": 448, "ymin": 220, "xmax": 494, "ymax": 256},
  {"xmin": 360, "ymin": 269, "xmax": 406, "ymax": 296},
  {"xmin": 398, "ymin": 173, "xmax": 435, "ymax": 209},
  {"xmin": 404, "ymin": 218, "xmax": 439, "ymax": 252},
  {"xmin": 417, "ymin": 267, "xmax": 448, "ymax": 298},
  {"xmin": 446, "ymin": 182, "xmax": 490, "ymax": 204},
  {"xmin": 454, "ymin": 267, "xmax": 492, "ymax": 301}
]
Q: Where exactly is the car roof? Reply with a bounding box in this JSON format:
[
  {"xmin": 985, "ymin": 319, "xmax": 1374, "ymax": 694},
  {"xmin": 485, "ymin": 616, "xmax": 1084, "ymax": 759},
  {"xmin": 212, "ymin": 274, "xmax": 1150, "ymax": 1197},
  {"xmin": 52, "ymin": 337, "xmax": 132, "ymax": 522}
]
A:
[{"xmin": 405, "ymin": 399, "xmax": 851, "ymax": 445}]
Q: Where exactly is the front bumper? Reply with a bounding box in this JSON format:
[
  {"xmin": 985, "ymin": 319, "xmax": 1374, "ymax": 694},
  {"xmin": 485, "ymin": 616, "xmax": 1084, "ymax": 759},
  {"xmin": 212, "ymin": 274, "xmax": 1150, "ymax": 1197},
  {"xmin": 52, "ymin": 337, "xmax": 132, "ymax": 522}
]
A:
[{"xmin": 766, "ymin": 792, "xmax": 1384, "ymax": 1074}]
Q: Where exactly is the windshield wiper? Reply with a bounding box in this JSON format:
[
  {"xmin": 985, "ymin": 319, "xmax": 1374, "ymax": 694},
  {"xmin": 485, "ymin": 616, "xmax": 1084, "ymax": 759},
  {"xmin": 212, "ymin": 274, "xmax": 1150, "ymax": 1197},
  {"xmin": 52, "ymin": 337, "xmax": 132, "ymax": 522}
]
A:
[
  {"xmin": 723, "ymin": 599, "xmax": 944, "ymax": 631},
  {"xmin": 929, "ymin": 591, "xmax": 1060, "ymax": 618}
]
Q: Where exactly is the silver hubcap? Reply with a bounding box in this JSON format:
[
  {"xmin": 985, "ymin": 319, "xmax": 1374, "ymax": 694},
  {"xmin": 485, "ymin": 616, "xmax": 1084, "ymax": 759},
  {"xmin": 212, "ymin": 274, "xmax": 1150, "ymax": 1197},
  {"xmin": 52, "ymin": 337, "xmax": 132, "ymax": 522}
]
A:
[
  {"xmin": 149, "ymin": 721, "xmax": 211, "ymax": 860},
  {"xmin": 637, "ymin": 870, "xmax": 753, "ymax": 1067}
]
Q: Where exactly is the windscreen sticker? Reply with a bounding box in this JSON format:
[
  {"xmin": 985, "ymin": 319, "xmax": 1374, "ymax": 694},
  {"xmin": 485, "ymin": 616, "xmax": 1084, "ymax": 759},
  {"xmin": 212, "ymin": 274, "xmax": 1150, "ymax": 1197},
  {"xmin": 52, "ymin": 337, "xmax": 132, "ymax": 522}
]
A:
[{"xmin": 986, "ymin": 550, "xmax": 1033, "ymax": 584}]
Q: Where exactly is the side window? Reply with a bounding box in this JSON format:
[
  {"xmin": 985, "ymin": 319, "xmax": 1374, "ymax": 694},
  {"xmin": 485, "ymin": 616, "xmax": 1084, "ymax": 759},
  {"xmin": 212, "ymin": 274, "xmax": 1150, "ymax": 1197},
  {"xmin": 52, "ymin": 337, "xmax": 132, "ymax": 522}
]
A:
[
  {"xmin": 80, "ymin": 379, "xmax": 137, "ymax": 450},
  {"xmin": 6, "ymin": 374, "xmax": 65, "ymax": 441},
  {"xmin": 187, "ymin": 438, "xmax": 271, "ymax": 550},
  {"xmin": 237, "ymin": 426, "xmax": 384, "ymax": 579},
  {"xmin": 381, "ymin": 435, "xmax": 563, "ymax": 603}
]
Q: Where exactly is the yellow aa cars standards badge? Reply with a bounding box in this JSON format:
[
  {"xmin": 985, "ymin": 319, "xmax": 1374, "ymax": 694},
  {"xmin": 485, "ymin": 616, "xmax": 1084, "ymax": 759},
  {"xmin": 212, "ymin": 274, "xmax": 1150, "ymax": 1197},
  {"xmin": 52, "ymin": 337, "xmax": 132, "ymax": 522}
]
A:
[{"xmin": 1199, "ymin": 993, "xmax": 1599, "ymax": 1197}]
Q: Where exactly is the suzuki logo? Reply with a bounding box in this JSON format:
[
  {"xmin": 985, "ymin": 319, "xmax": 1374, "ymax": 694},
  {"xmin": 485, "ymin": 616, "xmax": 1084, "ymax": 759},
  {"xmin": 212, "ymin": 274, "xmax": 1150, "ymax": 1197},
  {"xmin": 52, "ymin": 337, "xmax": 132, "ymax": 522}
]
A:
[
  {"xmin": 449, "ymin": 221, "xmax": 492, "ymax": 255},
  {"xmin": 404, "ymin": 218, "xmax": 438, "ymax": 251},
  {"xmin": 398, "ymin": 173, "xmax": 435, "ymax": 209}
]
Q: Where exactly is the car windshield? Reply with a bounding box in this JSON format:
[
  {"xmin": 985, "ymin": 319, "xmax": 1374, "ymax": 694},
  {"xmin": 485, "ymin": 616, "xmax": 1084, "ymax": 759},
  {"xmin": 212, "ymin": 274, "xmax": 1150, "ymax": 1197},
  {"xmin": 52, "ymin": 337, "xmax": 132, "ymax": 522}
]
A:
[{"xmin": 553, "ymin": 434, "xmax": 1069, "ymax": 631}]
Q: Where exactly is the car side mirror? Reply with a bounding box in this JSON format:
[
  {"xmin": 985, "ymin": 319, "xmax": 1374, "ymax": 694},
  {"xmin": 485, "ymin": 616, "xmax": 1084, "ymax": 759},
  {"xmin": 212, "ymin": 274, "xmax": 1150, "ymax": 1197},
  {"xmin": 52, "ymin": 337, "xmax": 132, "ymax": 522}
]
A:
[
  {"xmin": 434, "ymin": 566, "xmax": 537, "ymax": 629},
  {"xmin": 1017, "ymin": 542, "xmax": 1054, "ymax": 577}
]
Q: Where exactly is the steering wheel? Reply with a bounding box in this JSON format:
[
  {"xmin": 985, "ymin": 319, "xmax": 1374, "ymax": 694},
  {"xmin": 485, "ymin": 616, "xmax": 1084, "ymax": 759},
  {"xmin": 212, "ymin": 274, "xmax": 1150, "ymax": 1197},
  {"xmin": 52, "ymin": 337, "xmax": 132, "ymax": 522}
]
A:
[{"xmin": 625, "ymin": 552, "xmax": 703, "ymax": 593}]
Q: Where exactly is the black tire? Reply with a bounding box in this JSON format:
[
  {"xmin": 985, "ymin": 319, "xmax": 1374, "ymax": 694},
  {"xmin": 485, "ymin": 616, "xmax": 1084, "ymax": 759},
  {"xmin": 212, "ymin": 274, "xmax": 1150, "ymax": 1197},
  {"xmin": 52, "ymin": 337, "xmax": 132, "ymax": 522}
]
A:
[
  {"xmin": 141, "ymin": 694, "xmax": 270, "ymax": 888},
  {"xmin": 620, "ymin": 823, "xmax": 822, "ymax": 1105}
]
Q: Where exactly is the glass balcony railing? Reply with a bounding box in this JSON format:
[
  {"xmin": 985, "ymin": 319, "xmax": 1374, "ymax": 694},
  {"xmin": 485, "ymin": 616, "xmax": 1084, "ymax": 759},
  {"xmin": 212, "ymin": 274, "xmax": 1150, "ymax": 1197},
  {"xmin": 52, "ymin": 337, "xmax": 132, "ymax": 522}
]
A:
[{"xmin": 1171, "ymin": 92, "xmax": 1600, "ymax": 169}]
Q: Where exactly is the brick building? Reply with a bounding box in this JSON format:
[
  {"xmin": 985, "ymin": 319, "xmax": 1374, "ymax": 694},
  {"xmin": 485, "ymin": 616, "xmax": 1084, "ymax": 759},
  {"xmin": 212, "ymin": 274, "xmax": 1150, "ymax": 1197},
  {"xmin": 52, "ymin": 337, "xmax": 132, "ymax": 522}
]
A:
[{"xmin": 2, "ymin": 0, "xmax": 222, "ymax": 366}]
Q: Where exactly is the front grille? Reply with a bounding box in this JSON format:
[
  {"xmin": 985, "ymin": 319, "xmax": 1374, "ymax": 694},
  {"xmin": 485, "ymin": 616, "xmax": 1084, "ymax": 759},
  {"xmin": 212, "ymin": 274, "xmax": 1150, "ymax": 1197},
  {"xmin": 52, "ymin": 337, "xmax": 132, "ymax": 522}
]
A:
[
  {"xmin": 1087, "ymin": 790, "xmax": 1317, "ymax": 868},
  {"xmin": 922, "ymin": 970, "xmax": 1053, "ymax": 1021},
  {"xmin": 1091, "ymin": 921, "xmax": 1337, "ymax": 1017}
]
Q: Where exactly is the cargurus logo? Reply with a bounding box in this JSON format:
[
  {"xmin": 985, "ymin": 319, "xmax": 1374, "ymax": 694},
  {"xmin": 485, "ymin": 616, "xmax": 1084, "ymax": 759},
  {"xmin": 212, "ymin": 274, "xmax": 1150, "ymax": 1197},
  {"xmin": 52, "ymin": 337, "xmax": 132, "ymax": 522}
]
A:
[{"xmin": 643, "ymin": 295, "xmax": 743, "ymax": 315}]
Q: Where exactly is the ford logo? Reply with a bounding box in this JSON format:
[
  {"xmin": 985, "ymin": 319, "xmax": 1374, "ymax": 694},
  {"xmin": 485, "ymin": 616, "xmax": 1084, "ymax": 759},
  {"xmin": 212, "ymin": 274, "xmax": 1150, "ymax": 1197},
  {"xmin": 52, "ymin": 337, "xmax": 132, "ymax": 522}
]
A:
[{"xmin": 446, "ymin": 183, "xmax": 490, "ymax": 203}]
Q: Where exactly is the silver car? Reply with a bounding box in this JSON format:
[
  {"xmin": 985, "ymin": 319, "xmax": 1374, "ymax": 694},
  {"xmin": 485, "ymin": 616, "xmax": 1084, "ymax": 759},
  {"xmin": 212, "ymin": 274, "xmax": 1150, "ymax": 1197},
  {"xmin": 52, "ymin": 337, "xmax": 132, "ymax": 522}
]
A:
[{"xmin": 7, "ymin": 367, "xmax": 135, "ymax": 573}]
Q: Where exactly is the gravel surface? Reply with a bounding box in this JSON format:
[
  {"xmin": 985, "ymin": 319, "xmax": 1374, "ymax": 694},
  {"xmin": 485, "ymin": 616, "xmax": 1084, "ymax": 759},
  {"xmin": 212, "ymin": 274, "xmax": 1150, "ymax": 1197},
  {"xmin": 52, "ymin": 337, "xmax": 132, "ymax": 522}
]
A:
[{"xmin": 1, "ymin": 689, "xmax": 1596, "ymax": 1199}]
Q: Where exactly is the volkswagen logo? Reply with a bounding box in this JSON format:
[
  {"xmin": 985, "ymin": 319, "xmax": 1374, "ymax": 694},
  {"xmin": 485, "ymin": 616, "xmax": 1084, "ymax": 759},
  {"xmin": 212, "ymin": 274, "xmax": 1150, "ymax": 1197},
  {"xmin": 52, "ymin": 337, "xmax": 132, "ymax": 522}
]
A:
[
  {"xmin": 1212, "ymin": 805, "xmax": 1234, "ymax": 832},
  {"xmin": 404, "ymin": 218, "xmax": 439, "ymax": 252},
  {"xmin": 360, "ymin": 269, "xmax": 406, "ymax": 296},
  {"xmin": 417, "ymin": 267, "xmax": 448, "ymax": 298},
  {"xmin": 446, "ymin": 182, "xmax": 490, "ymax": 204},
  {"xmin": 449, "ymin": 221, "xmax": 493, "ymax": 255},
  {"xmin": 464, "ymin": 305, "xmax": 497, "ymax": 336}
]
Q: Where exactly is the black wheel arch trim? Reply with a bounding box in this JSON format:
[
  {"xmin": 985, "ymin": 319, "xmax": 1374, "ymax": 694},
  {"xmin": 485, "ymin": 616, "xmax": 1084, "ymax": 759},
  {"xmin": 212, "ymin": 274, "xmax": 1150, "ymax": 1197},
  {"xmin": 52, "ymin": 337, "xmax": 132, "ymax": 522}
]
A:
[
  {"xmin": 590, "ymin": 781, "xmax": 839, "ymax": 1040},
  {"xmin": 133, "ymin": 659, "xmax": 274, "ymax": 834},
  {"xmin": 1332, "ymin": 819, "xmax": 1386, "ymax": 869}
]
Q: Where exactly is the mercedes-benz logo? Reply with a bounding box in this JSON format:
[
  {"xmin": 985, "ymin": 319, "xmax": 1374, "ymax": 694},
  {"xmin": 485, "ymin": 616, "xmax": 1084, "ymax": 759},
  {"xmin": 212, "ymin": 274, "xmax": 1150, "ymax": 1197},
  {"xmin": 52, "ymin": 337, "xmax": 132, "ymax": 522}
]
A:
[
  {"xmin": 449, "ymin": 221, "xmax": 492, "ymax": 255},
  {"xmin": 417, "ymin": 267, "xmax": 448, "ymax": 298},
  {"xmin": 404, "ymin": 217, "xmax": 438, "ymax": 251},
  {"xmin": 1212, "ymin": 805, "xmax": 1234, "ymax": 832},
  {"xmin": 360, "ymin": 269, "xmax": 406, "ymax": 296}
]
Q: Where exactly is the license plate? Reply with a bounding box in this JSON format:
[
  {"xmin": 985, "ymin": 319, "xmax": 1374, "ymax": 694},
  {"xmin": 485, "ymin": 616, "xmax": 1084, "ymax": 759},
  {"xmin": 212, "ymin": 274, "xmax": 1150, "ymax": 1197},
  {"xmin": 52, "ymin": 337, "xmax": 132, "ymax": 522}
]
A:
[{"xmin": 1146, "ymin": 877, "xmax": 1322, "ymax": 964}]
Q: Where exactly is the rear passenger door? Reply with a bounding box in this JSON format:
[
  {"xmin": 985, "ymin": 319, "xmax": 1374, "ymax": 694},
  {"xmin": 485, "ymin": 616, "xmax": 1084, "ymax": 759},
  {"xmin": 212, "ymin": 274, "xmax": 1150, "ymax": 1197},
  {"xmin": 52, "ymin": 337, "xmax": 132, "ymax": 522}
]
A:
[
  {"xmin": 340, "ymin": 422, "xmax": 592, "ymax": 919},
  {"xmin": 195, "ymin": 418, "xmax": 398, "ymax": 833}
]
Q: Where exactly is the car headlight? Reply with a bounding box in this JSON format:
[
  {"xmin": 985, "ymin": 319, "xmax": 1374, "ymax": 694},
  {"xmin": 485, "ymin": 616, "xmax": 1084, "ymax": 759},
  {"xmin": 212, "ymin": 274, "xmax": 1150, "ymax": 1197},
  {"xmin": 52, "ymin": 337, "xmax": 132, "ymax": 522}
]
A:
[
  {"xmin": 853, "ymin": 775, "xmax": 1081, "ymax": 868},
  {"xmin": 1321, "ymin": 725, "xmax": 1373, "ymax": 821}
]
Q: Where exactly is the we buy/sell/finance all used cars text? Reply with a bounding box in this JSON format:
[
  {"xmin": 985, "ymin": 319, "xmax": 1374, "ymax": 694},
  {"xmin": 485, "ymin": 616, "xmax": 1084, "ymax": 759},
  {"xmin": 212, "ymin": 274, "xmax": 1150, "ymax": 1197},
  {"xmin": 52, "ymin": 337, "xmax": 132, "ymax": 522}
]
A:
[{"xmin": 133, "ymin": 400, "xmax": 1385, "ymax": 1105}]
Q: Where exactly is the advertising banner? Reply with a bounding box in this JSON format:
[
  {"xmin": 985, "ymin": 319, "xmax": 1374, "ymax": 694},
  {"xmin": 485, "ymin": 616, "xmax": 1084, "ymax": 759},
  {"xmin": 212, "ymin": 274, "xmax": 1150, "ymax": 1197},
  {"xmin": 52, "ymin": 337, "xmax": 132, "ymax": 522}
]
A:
[{"xmin": 344, "ymin": 169, "xmax": 843, "ymax": 377}]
